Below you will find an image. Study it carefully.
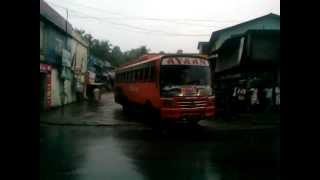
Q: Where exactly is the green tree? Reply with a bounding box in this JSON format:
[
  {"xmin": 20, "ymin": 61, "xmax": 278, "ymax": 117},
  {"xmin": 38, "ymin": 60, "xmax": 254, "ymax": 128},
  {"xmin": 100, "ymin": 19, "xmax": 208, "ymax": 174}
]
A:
[
  {"xmin": 123, "ymin": 46, "xmax": 149, "ymax": 62},
  {"xmin": 110, "ymin": 46, "xmax": 125, "ymax": 66},
  {"xmin": 75, "ymin": 29, "xmax": 112, "ymax": 63},
  {"xmin": 75, "ymin": 29, "xmax": 150, "ymax": 67}
]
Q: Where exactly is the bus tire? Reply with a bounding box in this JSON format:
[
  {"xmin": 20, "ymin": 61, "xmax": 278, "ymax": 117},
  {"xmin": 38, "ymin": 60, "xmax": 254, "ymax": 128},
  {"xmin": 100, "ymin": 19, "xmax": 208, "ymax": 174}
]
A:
[
  {"xmin": 121, "ymin": 97, "xmax": 131, "ymax": 114},
  {"xmin": 144, "ymin": 102, "xmax": 160, "ymax": 124},
  {"xmin": 122, "ymin": 104, "xmax": 129, "ymax": 114},
  {"xmin": 189, "ymin": 120, "xmax": 200, "ymax": 127}
]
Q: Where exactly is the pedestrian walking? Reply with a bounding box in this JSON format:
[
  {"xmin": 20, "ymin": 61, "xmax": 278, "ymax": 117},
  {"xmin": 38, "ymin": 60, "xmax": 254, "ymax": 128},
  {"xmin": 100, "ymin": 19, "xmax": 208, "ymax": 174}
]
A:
[
  {"xmin": 93, "ymin": 87, "xmax": 101, "ymax": 103},
  {"xmin": 60, "ymin": 91, "xmax": 67, "ymax": 115},
  {"xmin": 76, "ymin": 81, "xmax": 83, "ymax": 102},
  {"xmin": 231, "ymin": 85, "xmax": 239, "ymax": 112}
]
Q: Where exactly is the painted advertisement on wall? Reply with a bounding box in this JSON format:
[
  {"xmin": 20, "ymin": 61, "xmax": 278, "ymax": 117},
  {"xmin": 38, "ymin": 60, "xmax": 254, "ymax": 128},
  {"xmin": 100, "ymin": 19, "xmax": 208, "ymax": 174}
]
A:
[{"xmin": 40, "ymin": 63, "xmax": 52, "ymax": 108}]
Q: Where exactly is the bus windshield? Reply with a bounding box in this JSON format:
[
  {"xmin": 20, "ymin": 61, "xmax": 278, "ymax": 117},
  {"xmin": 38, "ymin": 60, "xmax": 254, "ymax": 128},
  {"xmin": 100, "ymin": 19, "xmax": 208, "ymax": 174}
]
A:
[{"xmin": 160, "ymin": 65, "xmax": 211, "ymax": 87}]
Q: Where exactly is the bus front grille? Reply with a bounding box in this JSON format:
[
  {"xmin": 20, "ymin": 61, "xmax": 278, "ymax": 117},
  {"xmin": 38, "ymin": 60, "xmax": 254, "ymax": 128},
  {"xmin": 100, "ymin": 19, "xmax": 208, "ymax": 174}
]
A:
[{"xmin": 176, "ymin": 99, "xmax": 207, "ymax": 108}]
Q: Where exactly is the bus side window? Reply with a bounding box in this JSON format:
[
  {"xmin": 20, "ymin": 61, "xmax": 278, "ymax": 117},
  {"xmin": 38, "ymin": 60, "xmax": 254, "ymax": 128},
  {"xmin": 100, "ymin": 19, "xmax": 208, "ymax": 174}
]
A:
[
  {"xmin": 150, "ymin": 65, "xmax": 155, "ymax": 81},
  {"xmin": 136, "ymin": 70, "xmax": 139, "ymax": 81},
  {"xmin": 128, "ymin": 71, "xmax": 131, "ymax": 82},
  {"xmin": 141, "ymin": 68, "xmax": 145, "ymax": 81},
  {"xmin": 127, "ymin": 72, "xmax": 129, "ymax": 82},
  {"xmin": 139, "ymin": 68, "xmax": 143, "ymax": 81},
  {"xmin": 143, "ymin": 67, "xmax": 148, "ymax": 82},
  {"xmin": 147, "ymin": 65, "xmax": 151, "ymax": 81},
  {"xmin": 137, "ymin": 69, "xmax": 140, "ymax": 81},
  {"xmin": 133, "ymin": 70, "xmax": 136, "ymax": 81},
  {"xmin": 127, "ymin": 71, "xmax": 130, "ymax": 82}
]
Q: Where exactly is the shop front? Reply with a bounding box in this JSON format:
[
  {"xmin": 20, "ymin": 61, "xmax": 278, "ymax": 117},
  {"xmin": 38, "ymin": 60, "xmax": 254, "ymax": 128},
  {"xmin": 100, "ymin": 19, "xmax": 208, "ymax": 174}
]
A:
[{"xmin": 40, "ymin": 63, "xmax": 52, "ymax": 110}]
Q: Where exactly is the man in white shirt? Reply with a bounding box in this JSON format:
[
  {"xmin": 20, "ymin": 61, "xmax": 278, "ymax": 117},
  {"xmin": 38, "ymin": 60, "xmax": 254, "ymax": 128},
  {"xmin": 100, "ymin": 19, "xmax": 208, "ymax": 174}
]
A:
[
  {"xmin": 275, "ymin": 85, "xmax": 280, "ymax": 111},
  {"xmin": 249, "ymin": 87, "xmax": 259, "ymax": 112},
  {"xmin": 237, "ymin": 85, "xmax": 247, "ymax": 112},
  {"xmin": 264, "ymin": 86, "xmax": 273, "ymax": 112}
]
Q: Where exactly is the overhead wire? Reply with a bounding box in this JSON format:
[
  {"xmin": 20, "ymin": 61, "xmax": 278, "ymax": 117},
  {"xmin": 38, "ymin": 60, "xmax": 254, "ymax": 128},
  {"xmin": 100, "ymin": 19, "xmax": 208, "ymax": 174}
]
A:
[
  {"xmin": 47, "ymin": 2, "xmax": 213, "ymax": 37},
  {"xmin": 46, "ymin": 0, "xmax": 238, "ymax": 26}
]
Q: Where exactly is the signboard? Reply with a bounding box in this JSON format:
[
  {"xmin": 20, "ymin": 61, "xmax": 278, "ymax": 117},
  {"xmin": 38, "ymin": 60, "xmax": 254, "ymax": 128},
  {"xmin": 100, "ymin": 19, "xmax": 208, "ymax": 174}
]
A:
[
  {"xmin": 62, "ymin": 49, "xmax": 71, "ymax": 67},
  {"xmin": 161, "ymin": 57, "xmax": 209, "ymax": 66},
  {"xmin": 46, "ymin": 73, "xmax": 52, "ymax": 108},
  {"xmin": 40, "ymin": 63, "xmax": 51, "ymax": 72}
]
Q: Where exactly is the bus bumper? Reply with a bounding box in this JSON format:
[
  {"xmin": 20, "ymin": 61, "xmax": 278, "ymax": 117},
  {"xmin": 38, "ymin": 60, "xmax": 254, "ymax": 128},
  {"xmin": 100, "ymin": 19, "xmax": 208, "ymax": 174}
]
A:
[{"xmin": 160, "ymin": 106, "xmax": 215, "ymax": 121}]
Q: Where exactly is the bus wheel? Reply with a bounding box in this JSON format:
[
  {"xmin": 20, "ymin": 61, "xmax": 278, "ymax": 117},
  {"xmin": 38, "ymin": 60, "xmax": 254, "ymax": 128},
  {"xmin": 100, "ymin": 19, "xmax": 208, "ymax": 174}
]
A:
[
  {"xmin": 122, "ymin": 97, "xmax": 131, "ymax": 114},
  {"xmin": 189, "ymin": 120, "xmax": 200, "ymax": 128},
  {"xmin": 144, "ymin": 103, "xmax": 159, "ymax": 123},
  {"xmin": 122, "ymin": 105, "xmax": 130, "ymax": 114}
]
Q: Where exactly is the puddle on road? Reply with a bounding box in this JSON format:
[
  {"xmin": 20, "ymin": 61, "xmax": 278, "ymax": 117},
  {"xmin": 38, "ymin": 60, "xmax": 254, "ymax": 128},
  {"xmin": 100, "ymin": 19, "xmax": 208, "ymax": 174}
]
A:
[{"xmin": 40, "ymin": 125, "xmax": 279, "ymax": 180}]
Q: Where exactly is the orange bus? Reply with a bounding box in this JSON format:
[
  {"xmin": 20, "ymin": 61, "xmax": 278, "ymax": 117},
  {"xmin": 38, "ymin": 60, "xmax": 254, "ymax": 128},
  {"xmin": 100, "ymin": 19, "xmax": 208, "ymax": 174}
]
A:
[{"xmin": 114, "ymin": 54, "xmax": 215, "ymax": 124}]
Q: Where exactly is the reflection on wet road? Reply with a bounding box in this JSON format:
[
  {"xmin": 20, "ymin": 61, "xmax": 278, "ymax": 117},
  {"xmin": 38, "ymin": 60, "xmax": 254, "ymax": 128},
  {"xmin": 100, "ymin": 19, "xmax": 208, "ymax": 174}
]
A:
[{"xmin": 40, "ymin": 125, "xmax": 279, "ymax": 180}]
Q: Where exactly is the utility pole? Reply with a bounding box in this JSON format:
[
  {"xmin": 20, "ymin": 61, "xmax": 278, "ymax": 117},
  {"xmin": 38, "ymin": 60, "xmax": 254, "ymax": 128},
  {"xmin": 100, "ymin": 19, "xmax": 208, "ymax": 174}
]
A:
[{"xmin": 61, "ymin": 8, "xmax": 69, "ymax": 115}]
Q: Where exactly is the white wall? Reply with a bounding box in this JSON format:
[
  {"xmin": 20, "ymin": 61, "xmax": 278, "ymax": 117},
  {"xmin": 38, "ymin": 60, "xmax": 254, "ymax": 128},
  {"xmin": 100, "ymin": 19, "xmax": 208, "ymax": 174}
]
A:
[
  {"xmin": 51, "ymin": 68, "xmax": 62, "ymax": 107},
  {"xmin": 50, "ymin": 68, "xmax": 77, "ymax": 107},
  {"xmin": 64, "ymin": 79, "xmax": 77, "ymax": 104}
]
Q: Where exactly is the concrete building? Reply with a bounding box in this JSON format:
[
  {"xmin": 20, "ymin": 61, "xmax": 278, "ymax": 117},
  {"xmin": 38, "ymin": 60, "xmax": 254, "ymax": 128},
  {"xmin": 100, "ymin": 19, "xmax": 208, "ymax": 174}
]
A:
[
  {"xmin": 40, "ymin": 0, "xmax": 88, "ymax": 110},
  {"xmin": 198, "ymin": 13, "xmax": 279, "ymax": 55},
  {"xmin": 197, "ymin": 13, "xmax": 280, "ymax": 114},
  {"xmin": 70, "ymin": 31, "xmax": 89, "ymax": 100},
  {"xmin": 197, "ymin": 42, "xmax": 209, "ymax": 55}
]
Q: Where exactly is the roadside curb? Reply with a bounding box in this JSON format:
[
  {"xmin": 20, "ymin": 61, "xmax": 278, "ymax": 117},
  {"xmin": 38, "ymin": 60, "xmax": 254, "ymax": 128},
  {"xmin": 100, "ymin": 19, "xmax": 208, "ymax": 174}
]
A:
[
  {"xmin": 40, "ymin": 120, "xmax": 279, "ymax": 131},
  {"xmin": 40, "ymin": 121, "xmax": 143, "ymax": 127},
  {"xmin": 198, "ymin": 120, "xmax": 279, "ymax": 131}
]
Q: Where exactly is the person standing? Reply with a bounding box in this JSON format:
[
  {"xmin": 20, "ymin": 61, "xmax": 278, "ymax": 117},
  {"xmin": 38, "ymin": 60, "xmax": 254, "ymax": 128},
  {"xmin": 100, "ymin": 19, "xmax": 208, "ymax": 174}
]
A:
[
  {"xmin": 232, "ymin": 85, "xmax": 240, "ymax": 112},
  {"xmin": 237, "ymin": 85, "xmax": 247, "ymax": 112},
  {"xmin": 249, "ymin": 87, "xmax": 259, "ymax": 112},
  {"xmin": 275, "ymin": 85, "xmax": 280, "ymax": 111},
  {"xmin": 76, "ymin": 81, "xmax": 83, "ymax": 102},
  {"xmin": 93, "ymin": 87, "xmax": 101, "ymax": 103},
  {"xmin": 232, "ymin": 85, "xmax": 239, "ymax": 112},
  {"xmin": 264, "ymin": 86, "xmax": 273, "ymax": 112},
  {"xmin": 60, "ymin": 90, "xmax": 67, "ymax": 115}
]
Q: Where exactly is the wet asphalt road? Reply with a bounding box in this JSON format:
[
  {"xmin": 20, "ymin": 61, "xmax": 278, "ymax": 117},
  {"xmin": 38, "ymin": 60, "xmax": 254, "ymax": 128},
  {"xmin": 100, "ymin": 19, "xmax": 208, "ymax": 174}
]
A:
[
  {"xmin": 40, "ymin": 124, "xmax": 279, "ymax": 180},
  {"xmin": 40, "ymin": 93, "xmax": 279, "ymax": 180}
]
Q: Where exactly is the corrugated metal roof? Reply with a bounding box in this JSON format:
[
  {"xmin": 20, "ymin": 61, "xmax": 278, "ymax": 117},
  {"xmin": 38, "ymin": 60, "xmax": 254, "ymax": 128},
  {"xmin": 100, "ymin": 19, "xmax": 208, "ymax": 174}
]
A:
[
  {"xmin": 208, "ymin": 13, "xmax": 280, "ymax": 52},
  {"xmin": 40, "ymin": 0, "xmax": 73, "ymax": 36},
  {"xmin": 197, "ymin": 42, "xmax": 209, "ymax": 49}
]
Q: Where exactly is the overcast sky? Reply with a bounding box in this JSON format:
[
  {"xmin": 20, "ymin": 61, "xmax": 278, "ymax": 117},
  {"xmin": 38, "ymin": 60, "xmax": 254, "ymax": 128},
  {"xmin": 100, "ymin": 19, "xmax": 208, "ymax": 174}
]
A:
[{"xmin": 45, "ymin": 0, "xmax": 280, "ymax": 53}]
